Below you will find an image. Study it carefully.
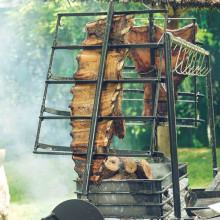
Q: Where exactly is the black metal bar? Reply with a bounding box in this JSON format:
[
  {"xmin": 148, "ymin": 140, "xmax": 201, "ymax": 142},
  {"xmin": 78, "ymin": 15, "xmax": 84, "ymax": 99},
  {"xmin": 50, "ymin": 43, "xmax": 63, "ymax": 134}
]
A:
[
  {"xmin": 193, "ymin": 19, "xmax": 197, "ymax": 127},
  {"xmin": 114, "ymin": 9, "xmax": 168, "ymax": 14},
  {"xmin": 33, "ymin": 151, "xmax": 72, "ymax": 155},
  {"xmin": 178, "ymin": 92, "xmax": 205, "ymax": 98},
  {"xmin": 150, "ymin": 50, "xmax": 163, "ymax": 152},
  {"xmin": 72, "ymin": 152, "xmax": 154, "ymax": 157},
  {"xmin": 123, "ymin": 89, "xmax": 144, "ymax": 93},
  {"xmin": 40, "ymin": 116, "xmax": 91, "ymax": 120},
  {"xmin": 149, "ymin": 12, "xmax": 158, "ymax": 152},
  {"xmin": 193, "ymin": 19, "xmax": 196, "ymax": 44},
  {"xmin": 49, "ymin": 74, "xmax": 74, "ymax": 81},
  {"xmin": 194, "ymin": 76, "xmax": 198, "ymax": 128},
  {"xmin": 154, "ymin": 17, "xmax": 196, "ymax": 21},
  {"xmin": 123, "ymin": 90, "xmax": 205, "ymax": 98},
  {"xmin": 123, "ymin": 66, "xmax": 136, "ymax": 70},
  {"xmin": 58, "ymin": 12, "xmax": 107, "ymax": 17},
  {"xmin": 122, "ymin": 72, "xmax": 138, "ymax": 74},
  {"xmin": 38, "ymin": 143, "xmax": 72, "ymax": 152},
  {"xmin": 150, "ymin": 12, "xmax": 168, "ymax": 153},
  {"xmin": 126, "ymin": 123, "xmax": 199, "ymax": 128},
  {"xmin": 45, "ymin": 78, "xmax": 165, "ymax": 84},
  {"xmin": 39, "ymin": 115, "xmax": 205, "ymax": 124},
  {"xmin": 40, "ymin": 115, "xmax": 156, "ymax": 121},
  {"xmin": 34, "ymin": 147, "xmax": 166, "ymax": 158},
  {"xmin": 52, "ymin": 43, "xmax": 163, "ymax": 50},
  {"xmin": 103, "ymin": 78, "xmax": 164, "ymax": 83},
  {"xmin": 164, "ymin": 32, "xmax": 181, "ymax": 218},
  {"xmin": 44, "ymin": 107, "xmax": 70, "ymax": 116},
  {"xmin": 81, "ymin": 1, "xmax": 115, "ymax": 200},
  {"xmin": 123, "ymin": 98, "xmax": 143, "ymax": 101},
  {"xmin": 34, "ymin": 15, "xmax": 61, "ymax": 151},
  {"xmin": 34, "ymin": 151, "xmax": 159, "ymax": 157},
  {"xmin": 206, "ymin": 55, "xmax": 217, "ymax": 177},
  {"xmin": 46, "ymin": 79, "xmax": 96, "ymax": 84},
  {"xmin": 177, "ymin": 100, "xmax": 198, "ymax": 103},
  {"xmin": 121, "ymin": 98, "xmax": 197, "ymax": 102},
  {"xmin": 57, "ymin": 9, "xmax": 167, "ymax": 17},
  {"xmin": 123, "ymin": 71, "xmax": 158, "ymax": 75},
  {"xmin": 176, "ymin": 118, "xmax": 205, "ymax": 123}
]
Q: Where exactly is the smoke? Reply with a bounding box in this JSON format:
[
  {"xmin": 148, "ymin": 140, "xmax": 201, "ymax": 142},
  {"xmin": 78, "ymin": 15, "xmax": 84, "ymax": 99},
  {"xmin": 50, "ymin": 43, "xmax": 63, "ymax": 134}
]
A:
[{"xmin": 0, "ymin": 2, "xmax": 76, "ymax": 217}]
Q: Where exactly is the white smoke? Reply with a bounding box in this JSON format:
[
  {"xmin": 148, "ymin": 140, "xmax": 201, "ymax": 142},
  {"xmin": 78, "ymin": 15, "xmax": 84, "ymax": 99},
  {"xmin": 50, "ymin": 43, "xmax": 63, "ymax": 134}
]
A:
[{"xmin": 0, "ymin": 3, "xmax": 77, "ymax": 218}]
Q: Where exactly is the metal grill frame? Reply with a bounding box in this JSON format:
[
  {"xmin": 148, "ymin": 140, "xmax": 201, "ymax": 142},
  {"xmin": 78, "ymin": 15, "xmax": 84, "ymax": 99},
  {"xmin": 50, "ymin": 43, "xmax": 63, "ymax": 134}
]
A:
[{"xmin": 33, "ymin": 2, "xmax": 217, "ymax": 219}]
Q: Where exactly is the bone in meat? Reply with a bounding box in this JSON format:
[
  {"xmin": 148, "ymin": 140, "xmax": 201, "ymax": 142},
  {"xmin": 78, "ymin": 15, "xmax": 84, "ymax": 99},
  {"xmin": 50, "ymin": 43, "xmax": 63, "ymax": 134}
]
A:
[
  {"xmin": 69, "ymin": 15, "xmax": 134, "ymax": 183},
  {"xmin": 126, "ymin": 23, "xmax": 198, "ymax": 116}
]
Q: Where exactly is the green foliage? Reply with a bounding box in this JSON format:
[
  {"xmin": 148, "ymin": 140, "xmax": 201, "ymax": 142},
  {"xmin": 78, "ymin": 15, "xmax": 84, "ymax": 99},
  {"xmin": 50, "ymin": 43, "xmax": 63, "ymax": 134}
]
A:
[{"xmin": 177, "ymin": 9, "xmax": 220, "ymax": 147}]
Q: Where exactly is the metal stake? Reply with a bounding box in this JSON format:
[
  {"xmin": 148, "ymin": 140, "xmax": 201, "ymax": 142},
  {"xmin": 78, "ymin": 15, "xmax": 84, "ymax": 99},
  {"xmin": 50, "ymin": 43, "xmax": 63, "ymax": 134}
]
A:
[
  {"xmin": 81, "ymin": 0, "xmax": 115, "ymax": 200},
  {"xmin": 164, "ymin": 32, "xmax": 181, "ymax": 218},
  {"xmin": 206, "ymin": 55, "xmax": 217, "ymax": 177}
]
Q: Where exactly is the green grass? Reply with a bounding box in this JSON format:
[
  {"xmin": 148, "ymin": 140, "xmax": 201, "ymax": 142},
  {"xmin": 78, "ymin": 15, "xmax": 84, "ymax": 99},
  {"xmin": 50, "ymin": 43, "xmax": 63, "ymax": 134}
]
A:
[{"xmin": 178, "ymin": 148, "xmax": 220, "ymax": 188}]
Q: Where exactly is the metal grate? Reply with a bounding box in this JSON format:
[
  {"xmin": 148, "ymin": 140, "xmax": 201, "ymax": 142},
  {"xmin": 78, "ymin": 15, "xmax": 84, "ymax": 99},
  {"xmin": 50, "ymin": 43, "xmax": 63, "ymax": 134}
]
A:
[{"xmin": 33, "ymin": 2, "xmax": 217, "ymax": 219}]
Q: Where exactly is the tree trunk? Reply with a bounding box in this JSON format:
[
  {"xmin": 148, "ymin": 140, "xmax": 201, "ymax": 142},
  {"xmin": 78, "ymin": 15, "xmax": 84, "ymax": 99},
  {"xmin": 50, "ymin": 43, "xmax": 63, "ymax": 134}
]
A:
[
  {"xmin": 109, "ymin": 170, "xmax": 138, "ymax": 180},
  {"xmin": 100, "ymin": 156, "xmax": 123, "ymax": 179},
  {"xmin": 135, "ymin": 159, "xmax": 153, "ymax": 179},
  {"xmin": 120, "ymin": 157, "xmax": 137, "ymax": 174},
  {"xmin": 101, "ymin": 157, "xmax": 153, "ymax": 180}
]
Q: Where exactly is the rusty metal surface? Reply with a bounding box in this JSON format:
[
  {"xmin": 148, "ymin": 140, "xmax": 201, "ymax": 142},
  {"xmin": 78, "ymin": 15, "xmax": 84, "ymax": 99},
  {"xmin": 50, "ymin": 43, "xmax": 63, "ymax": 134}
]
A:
[
  {"xmin": 192, "ymin": 209, "xmax": 220, "ymax": 219},
  {"xmin": 206, "ymin": 171, "xmax": 220, "ymax": 191},
  {"xmin": 185, "ymin": 189, "xmax": 220, "ymax": 217}
]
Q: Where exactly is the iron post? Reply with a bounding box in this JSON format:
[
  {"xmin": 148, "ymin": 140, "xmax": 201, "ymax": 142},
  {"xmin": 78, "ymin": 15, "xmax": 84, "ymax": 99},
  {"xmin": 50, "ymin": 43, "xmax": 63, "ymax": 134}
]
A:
[
  {"xmin": 206, "ymin": 55, "xmax": 217, "ymax": 177},
  {"xmin": 164, "ymin": 32, "xmax": 181, "ymax": 218},
  {"xmin": 81, "ymin": 1, "xmax": 115, "ymax": 200}
]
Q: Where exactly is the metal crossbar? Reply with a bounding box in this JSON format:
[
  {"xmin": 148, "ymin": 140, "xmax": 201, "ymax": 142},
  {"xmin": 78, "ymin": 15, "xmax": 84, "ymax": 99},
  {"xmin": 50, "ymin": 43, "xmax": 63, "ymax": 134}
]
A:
[{"xmin": 33, "ymin": 4, "xmax": 217, "ymax": 219}]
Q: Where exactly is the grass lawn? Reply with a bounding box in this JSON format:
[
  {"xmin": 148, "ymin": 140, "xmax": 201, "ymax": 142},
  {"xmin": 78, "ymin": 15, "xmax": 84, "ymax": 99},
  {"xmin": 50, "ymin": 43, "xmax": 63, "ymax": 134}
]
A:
[
  {"xmin": 4, "ymin": 147, "xmax": 220, "ymax": 219},
  {"xmin": 178, "ymin": 148, "xmax": 220, "ymax": 188}
]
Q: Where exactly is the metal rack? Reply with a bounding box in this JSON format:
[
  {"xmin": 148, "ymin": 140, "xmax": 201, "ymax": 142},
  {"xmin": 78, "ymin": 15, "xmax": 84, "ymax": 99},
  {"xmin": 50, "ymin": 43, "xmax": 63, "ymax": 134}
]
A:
[{"xmin": 33, "ymin": 2, "xmax": 217, "ymax": 219}]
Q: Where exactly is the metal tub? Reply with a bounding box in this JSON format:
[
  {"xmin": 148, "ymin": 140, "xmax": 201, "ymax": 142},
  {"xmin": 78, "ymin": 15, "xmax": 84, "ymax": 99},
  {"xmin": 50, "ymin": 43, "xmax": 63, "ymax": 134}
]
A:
[{"xmin": 76, "ymin": 162, "xmax": 188, "ymax": 219}]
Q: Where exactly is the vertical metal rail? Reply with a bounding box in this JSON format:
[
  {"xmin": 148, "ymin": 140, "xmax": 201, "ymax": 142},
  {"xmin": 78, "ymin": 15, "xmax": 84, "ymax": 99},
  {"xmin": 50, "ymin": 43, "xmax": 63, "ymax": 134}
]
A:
[
  {"xmin": 206, "ymin": 55, "xmax": 217, "ymax": 177},
  {"xmin": 149, "ymin": 12, "xmax": 156, "ymax": 110},
  {"xmin": 192, "ymin": 19, "xmax": 196, "ymax": 45},
  {"xmin": 149, "ymin": 12, "xmax": 157, "ymax": 153},
  {"xmin": 193, "ymin": 19, "xmax": 198, "ymax": 128},
  {"xmin": 164, "ymin": 33, "xmax": 181, "ymax": 218},
  {"xmin": 34, "ymin": 15, "xmax": 61, "ymax": 151},
  {"xmin": 81, "ymin": 1, "xmax": 115, "ymax": 200},
  {"xmin": 150, "ymin": 12, "xmax": 168, "ymax": 153},
  {"xmin": 194, "ymin": 75, "xmax": 198, "ymax": 127}
]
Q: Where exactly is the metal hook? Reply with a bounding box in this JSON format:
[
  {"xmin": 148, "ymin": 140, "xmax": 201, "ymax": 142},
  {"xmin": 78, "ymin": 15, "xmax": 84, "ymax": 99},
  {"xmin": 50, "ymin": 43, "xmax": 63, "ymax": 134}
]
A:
[{"xmin": 141, "ymin": 0, "xmax": 152, "ymax": 10}]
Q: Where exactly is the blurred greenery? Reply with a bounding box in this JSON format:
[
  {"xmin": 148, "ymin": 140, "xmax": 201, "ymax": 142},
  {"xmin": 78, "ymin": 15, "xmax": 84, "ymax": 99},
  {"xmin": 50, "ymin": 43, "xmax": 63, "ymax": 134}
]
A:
[{"xmin": 178, "ymin": 148, "xmax": 220, "ymax": 188}]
